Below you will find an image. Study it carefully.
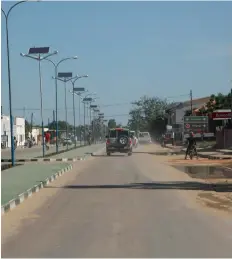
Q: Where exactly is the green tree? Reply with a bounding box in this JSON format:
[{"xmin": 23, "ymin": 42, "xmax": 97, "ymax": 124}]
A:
[
  {"xmin": 185, "ymin": 91, "xmax": 232, "ymax": 116},
  {"xmin": 47, "ymin": 120, "xmax": 72, "ymax": 137},
  {"xmin": 108, "ymin": 119, "xmax": 117, "ymax": 129},
  {"xmin": 128, "ymin": 96, "xmax": 169, "ymax": 136}
]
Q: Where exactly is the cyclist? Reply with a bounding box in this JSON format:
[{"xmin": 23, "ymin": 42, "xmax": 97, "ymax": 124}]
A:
[{"xmin": 185, "ymin": 131, "xmax": 197, "ymax": 159}]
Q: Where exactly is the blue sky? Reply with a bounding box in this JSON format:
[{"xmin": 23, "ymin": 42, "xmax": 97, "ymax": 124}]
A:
[{"xmin": 1, "ymin": 1, "xmax": 232, "ymax": 125}]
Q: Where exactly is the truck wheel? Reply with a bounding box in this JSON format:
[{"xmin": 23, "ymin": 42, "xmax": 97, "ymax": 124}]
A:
[
  {"xmin": 107, "ymin": 152, "xmax": 111, "ymax": 156},
  {"xmin": 128, "ymin": 152, "xmax": 132, "ymax": 156}
]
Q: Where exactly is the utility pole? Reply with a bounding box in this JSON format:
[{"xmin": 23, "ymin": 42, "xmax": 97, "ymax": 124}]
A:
[
  {"xmin": 190, "ymin": 90, "xmax": 193, "ymax": 115},
  {"xmin": 23, "ymin": 106, "xmax": 26, "ymax": 118},
  {"xmin": 53, "ymin": 110, "xmax": 55, "ymax": 122},
  {"xmin": 230, "ymin": 87, "xmax": 232, "ymax": 121},
  {"xmin": 31, "ymin": 112, "xmax": 33, "ymax": 138}
]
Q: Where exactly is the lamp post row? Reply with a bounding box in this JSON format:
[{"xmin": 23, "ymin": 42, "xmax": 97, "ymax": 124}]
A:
[{"xmin": 1, "ymin": 0, "xmax": 102, "ymax": 166}]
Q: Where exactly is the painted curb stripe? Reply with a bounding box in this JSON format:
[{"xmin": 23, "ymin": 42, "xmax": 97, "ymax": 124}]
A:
[
  {"xmin": 1, "ymin": 164, "xmax": 73, "ymax": 215},
  {"xmin": 1, "ymin": 158, "xmax": 83, "ymax": 162}
]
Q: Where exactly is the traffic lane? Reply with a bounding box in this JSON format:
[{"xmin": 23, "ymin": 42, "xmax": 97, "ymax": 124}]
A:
[
  {"xmin": 1, "ymin": 144, "xmax": 76, "ymax": 159},
  {"xmin": 2, "ymin": 152, "xmax": 232, "ymax": 257}
]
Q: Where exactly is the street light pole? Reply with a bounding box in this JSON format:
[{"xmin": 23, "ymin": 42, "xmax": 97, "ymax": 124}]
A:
[
  {"xmin": 20, "ymin": 48, "xmax": 58, "ymax": 157},
  {"xmin": 64, "ymin": 80, "xmax": 68, "ymax": 149},
  {"xmin": 54, "ymin": 74, "xmax": 76, "ymax": 150},
  {"xmin": 82, "ymin": 93, "xmax": 97, "ymax": 144},
  {"xmin": 38, "ymin": 55, "xmax": 45, "ymax": 156},
  {"xmin": 229, "ymin": 80, "xmax": 232, "ymax": 121},
  {"xmin": 69, "ymin": 76, "xmax": 88, "ymax": 147},
  {"xmin": 76, "ymin": 91, "xmax": 88, "ymax": 145},
  {"xmin": 83, "ymin": 101, "xmax": 86, "ymax": 144},
  {"xmin": 31, "ymin": 112, "xmax": 34, "ymax": 138},
  {"xmin": 1, "ymin": 0, "xmax": 36, "ymax": 166},
  {"xmin": 44, "ymin": 56, "xmax": 78, "ymax": 153},
  {"xmin": 89, "ymin": 104, "xmax": 92, "ymax": 126}
]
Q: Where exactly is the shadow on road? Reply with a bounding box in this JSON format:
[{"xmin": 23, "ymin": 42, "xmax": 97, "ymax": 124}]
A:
[
  {"xmin": 133, "ymin": 151, "xmax": 180, "ymax": 156},
  {"xmin": 85, "ymin": 152, "xmax": 128, "ymax": 157},
  {"xmin": 46, "ymin": 181, "xmax": 232, "ymax": 192}
]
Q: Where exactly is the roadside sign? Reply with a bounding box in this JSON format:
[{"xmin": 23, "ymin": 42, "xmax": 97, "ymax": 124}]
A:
[
  {"xmin": 184, "ymin": 116, "xmax": 208, "ymax": 134},
  {"xmin": 212, "ymin": 111, "xmax": 232, "ymax": 120}
]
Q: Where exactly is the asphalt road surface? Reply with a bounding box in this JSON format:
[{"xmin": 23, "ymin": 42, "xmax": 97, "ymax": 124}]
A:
[{"xmin": 2, "ymin": 145, "xmax": 232, "ymax": 257}]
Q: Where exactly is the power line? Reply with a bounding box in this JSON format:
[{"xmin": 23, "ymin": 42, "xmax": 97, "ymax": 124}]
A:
[{"xmin": 12, "ymin": 93, "xmax": 190, "ymax": 111}]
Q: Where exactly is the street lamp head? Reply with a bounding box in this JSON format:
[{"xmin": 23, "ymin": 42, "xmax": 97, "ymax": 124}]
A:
[
  {"xmin": 53, "ymin": 50, "xmax": 58, "ymax": 54},
  {"xmin": 73, "ymin": 56, "xmax": 78, "ymax": 59},
  {"xmin": 20, "ymin": 53, "xmax": 26, "ymax": 57}
]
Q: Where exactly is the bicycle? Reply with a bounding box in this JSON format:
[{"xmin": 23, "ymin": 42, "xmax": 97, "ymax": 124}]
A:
[{"xmin": 188, "ymin": 144, "xmax": 198, "ymax": 160}]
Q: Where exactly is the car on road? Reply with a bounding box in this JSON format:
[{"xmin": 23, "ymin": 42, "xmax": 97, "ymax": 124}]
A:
[
  {"xmin": 106, "ymin": 128, "xmax": 133, "ymax": 156},
  {"xmin": 139, "ymin": 132, "xmax": 152, "ymax": 144},
  {"xmin": 130, "ymin": 130, "xmax": 138, "ymax": 148},
  {"xmin": 62, "ymin": 138, "xmax": 73, "ymax": 146}
]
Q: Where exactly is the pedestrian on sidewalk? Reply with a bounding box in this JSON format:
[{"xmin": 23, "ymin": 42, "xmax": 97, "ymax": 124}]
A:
[
  {"xmin": 13, "ymin": 137, "xmax": 17, "ymax": 150},
  {"xmin": 171, "ymin": 131, "xmax": 175, "ymax": 146},
  {"xmin": 44, "ymin": 131, "xmax": 50, "ymax": 150}
]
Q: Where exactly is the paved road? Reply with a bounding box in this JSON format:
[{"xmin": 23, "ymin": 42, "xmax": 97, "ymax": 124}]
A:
[{"xmin": 2, "ymin": 145, "xmax": 232, "ymax": 257}]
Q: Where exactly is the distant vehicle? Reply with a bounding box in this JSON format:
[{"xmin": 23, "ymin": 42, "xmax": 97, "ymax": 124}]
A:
[
  {"xmin": 62, "ymin": 138, "xmax": 73, "ymax": 146},
  {"xmin": 130, "ymin": 130, "xmax": 138, "ymax": 148},
  {"xmin": 106, "ymin": 128, "xmax": 133, "ymax": 156},
  {"xmin": 139, "ymin": 132, "xmax": 152, "ymax": 144}
]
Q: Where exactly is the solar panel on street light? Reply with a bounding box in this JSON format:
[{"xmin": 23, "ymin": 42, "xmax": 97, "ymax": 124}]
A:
[
  {"xmin": 29, "ymin": 47, "xmax": 50, "ymax": 54},
  {"xmin": 58, "ymin": 72, "xmax": 73, "ymax": 78},
  {"xmin": 83, "ymin": 97, "xmax": 92, "ymax": 102},
  {"xmin": 74, "ymin": 87, "xmax": 85, "ymax": 92}
]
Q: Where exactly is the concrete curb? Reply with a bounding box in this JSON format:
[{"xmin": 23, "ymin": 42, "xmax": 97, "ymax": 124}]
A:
[
  {"xmin": 1, "ymin": 164, "xmax": 73, "ymax": 215},
  {"xmin": 1, "ymin": 158, "xmax": 83, "ymax": 162},
  {"xmin": 198, "ymin": 153, "xmax": 232, "ymax": 160}
]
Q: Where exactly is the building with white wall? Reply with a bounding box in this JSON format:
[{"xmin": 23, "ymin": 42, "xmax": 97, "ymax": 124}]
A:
[
  {"xmin": 15, "ymin": 117, "xmax": 26, "ymax": 146},
  {"xmin": 1, "ymin": 115, "xmax": 11, "ymax": 148},
  {"xmin": 1, "ymin": 115, "xmax": 26, "ymax": 148}
]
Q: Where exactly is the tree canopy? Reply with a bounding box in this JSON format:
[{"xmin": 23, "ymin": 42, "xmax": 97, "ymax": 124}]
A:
[
  {"xmin": 108, "ymin": 119, "xmax": 117, "ymax": 129},
  {"xmin": 128, "ymin": 95, "xmax": 169, "ymax": 136},
  {"xmin": 185, "ymin": 91, "xmax": 232, "ymax": 116}
]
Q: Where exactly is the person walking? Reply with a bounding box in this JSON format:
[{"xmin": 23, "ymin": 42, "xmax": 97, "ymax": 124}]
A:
[
  {"xmin": 44, "ymin": 131, "xmax": 50, "ymax": 150},
  {"xmin": 171, "ymin": 131, "xmax": 175, "ymax": 146}
]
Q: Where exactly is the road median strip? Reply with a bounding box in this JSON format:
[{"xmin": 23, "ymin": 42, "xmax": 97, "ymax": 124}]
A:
[
  {"xmin": 1, "ymin": 143, "xmax": 106, "ymax": 163},
  {"xmin": 1, "ymin": 164, "xmax": 73, "ymax": 215},
  {"xmin": 1, "ymin": 145, "xmax": 106, "ymax": 214},
  {"xmin": 1, "ymin": 157, "xmax": 84, "ymax": 162}
]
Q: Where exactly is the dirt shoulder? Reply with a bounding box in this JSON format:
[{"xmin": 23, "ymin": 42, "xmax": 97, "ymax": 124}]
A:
[
  {"xmin": 163, "ymin": 155, "xmax": 232, "ymax": 216},
  {"xmin": 139, "ymin": 145, "xmax": 232, "ymax": 217}
]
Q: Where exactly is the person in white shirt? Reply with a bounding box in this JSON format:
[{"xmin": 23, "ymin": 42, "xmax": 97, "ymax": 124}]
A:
[{"xmin": 171, "ymin": 131, "xmax": 175, "ymax": 146}]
